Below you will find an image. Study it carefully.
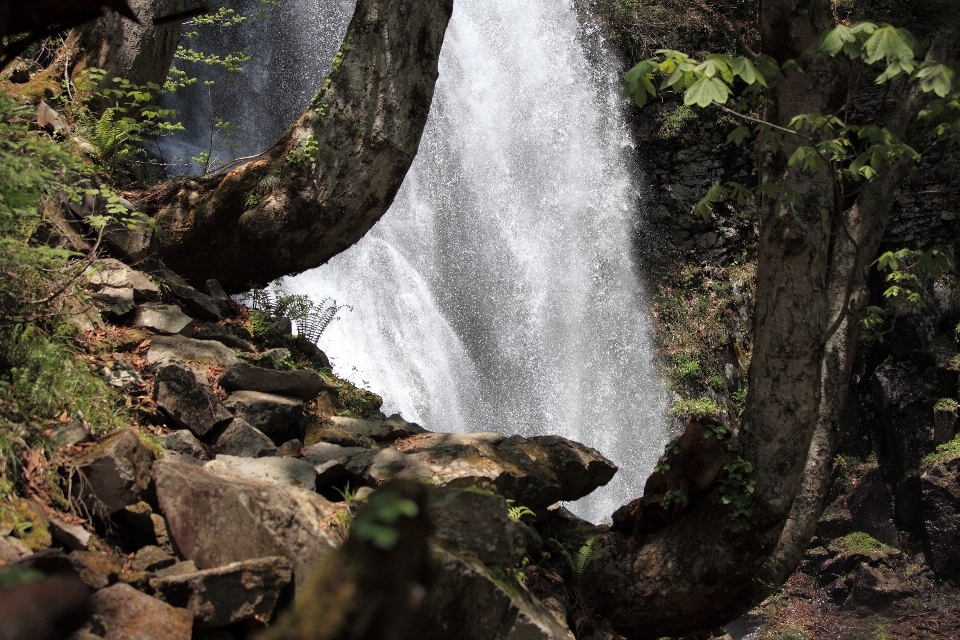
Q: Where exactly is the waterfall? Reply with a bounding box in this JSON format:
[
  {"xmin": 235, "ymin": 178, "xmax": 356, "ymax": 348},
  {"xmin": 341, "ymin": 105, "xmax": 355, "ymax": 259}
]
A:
[{"xmin": 165, "ymin": 0, "xmax": 669, "ymax": 523}]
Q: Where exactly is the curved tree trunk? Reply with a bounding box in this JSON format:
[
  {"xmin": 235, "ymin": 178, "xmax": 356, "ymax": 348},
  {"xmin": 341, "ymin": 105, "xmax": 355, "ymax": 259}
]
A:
[
  {"xmin": 148, "ymin": 0, "xmax": 454, "ymax": 292},
  {"xmin": 567, "ymin": 3, "xmax": 960, "ymax": 638}
]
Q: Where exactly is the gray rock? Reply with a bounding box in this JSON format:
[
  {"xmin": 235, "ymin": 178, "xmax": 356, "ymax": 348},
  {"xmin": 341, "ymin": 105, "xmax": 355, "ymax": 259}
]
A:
[
  {"xmin": 205, "ymin": 279, "xmax": 230, "ymax": 302},
  {"xmin": 153, "ymin": 560, "xmax": 198, "ymax": 579},
  {"xmin": 85, "ymin": 259, "xmax": 160, "ymax": 303},
  {"xmin": 132, "ymin": 545, "xmax": 178, "ymax": 572},
  {"xmin": 51, "ymin": 421, "xmax": 91, "ymax": 446},
  {"xmin": 154, "ymin": 365, "xmax": 232, "ymax": 438},
  {"xmin": 88, "ymin": 583, "xmax": 192, "ymax": 640},
  {"xmin": 147, "ymin": 335, "xmax": 240, "ymax": 371},
  {"xmin": 91, "ymin": 286, "xmax": 136, "ymax": 317},
  {"xmin": 101, "ymin": 361, "xmax": 145, "ymax": 389},
  {"xmin": 219, "ymin": 362, "xmax": 326, "ymax": 401},
  {"xmin": 195, "ymin": 324, "xmax": 256, "ymax": 352},
  {"xmin": 78, "ymin": 430, "xmax": 155, "ymax": 514},
  {"xmin": 248, "ymin": 348, "xmax": 293, "ymax": 370},
  {"xmin": 48, "ymin": 517, "xmax": 92, "ymax": 551},
  {"xmin": 362, "ymin": 433, "xmax": 617, "ymax": 510},
  {"xmin": 113, "ymin": 502, "xmax": 173, "ymax": 554},
  {"xmin": 222, "ymin": 390, "xmax": 304, "ymax": 435},
  {"xmin": 36, "ymin": 101, "xmax": 67, "ymax": 133},
  {"xmin": 150, "ymin": 556, "xmax": 292, "ymax": 628},
  {"xmin": 849, "ymin": 564, "xmax": 913, "ymax": 608},
  {"xmin": 160, "ymin": 430, "xmax": 209, "ymax": 461},
  {"xmin": 153, "ymin": 460, "xmax": 338, "ymax": 590},
  {"xmin": 277, "ymin": 439, "xmax": 302, "ymax": 457},
  {"xmin": 211, "ymin": 418, "xmax": 278, "ymax": 458},
  {"xmin": 0, "ymin": 535, "xmax": 33, "ymax": 565},
  {"xmin": 304, "ymin": 442, "xmax": 372, "ymax": 487},
  {"xmin": 326, "ymin": 415, "xmax": 427, "ymax": 442},
  {"xmin": 134, "ymin": 304, "xmax": 193, "ymax": 336},
  {"xmin": 428, "ymin": 487, "xmax": 534, "ymax": 567},
  {"xmin": 168, "ymin": 283, "xmax": 230, "ymax": 321},
  {"xmin": 412, "ymin": 543, "xmax": 574, "ymax": 640},
  {"xmin": 204, "ymin": 455, "xmax": 318, "ymax": 490}
]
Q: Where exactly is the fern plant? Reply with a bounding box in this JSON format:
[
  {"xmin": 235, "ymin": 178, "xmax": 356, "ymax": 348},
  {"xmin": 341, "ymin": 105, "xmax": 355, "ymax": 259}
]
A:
[
  {"xmin": 236, "ymin": 279, "xmax": 347, "ymax": 345},
  {"xmin": 553, "ymin": 536, "xmax": 602, "ymax": 580}
]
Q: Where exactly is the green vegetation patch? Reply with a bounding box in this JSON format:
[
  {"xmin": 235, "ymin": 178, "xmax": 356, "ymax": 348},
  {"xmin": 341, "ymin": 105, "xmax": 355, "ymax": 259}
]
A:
[
  {"xmin": 924, "ymin": 434, "xmax": 960, "ymax": 468},
  {"xmin": 829, "ymin": 531, "xmax": 895, "ymax": 557}
]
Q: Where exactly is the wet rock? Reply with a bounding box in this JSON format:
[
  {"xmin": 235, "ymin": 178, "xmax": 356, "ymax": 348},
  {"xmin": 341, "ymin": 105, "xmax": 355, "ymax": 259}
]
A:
[
  {"xmin": 150, "ymin": 556, "xmax": 292, "ymax": 628},
  {"xmin": 88, "ymin": 583, "xmax": 192, "ymax": 640},
  {"xmin": 219, "ymin": 362, "xmax": 326, "ymax": 401},
  {"xmin": 49, "ymin": 517, "xmax": 92, "ymax": 551},
  {"xmin": 920, "ymin": 458, "xmax": 960, "ymax": 576},
  {"xmin": 204, "ymin": 455, "xmax": 318, "ymax": 490},
  {"xmin": 365, "ymin": 432, "xmax": 617, "ymax": 509},
  {"xmin": 146, "ymin": 335, "xmax": 240, "ymax": 372},
  {"xmin": 154, "ymin": 365, "xmax": 232, "ymax": 438},
  {"xmin": 848, "ymin": 564, "xmax": 912, "ymax": 608},
  {"xmin": 132, "ymin": 545, "xmax": 177, "ymax": 572},
  {"xmin": 211, "ymin": 418, "xmax": 278, "ymax": 458},
  {"xmin": 134, "ymin": 303, "xmax": 194, "ymax": 336},
  {"xmin": 326, "ymin": 414, "xmax": 427, "ymax": 442},
  {"xmin": 411, "ymin": 543, "xmax": 574, "ymax": 640},
  {"xmin": 77, "ymin": 429, "xmax": 155, "ymax": 514},
  {"xmin": 222, "ymin": 390, "xmax": 304, "ymax": 436},
  {"xmin": 428, "ymin": 487, "xmax": 536, "ymax": 566},
  {"xmin": 195, "ymin": 323, "xmax": 256, "ymax": 352},
  {"xmin": 153, "ymin": 460, "xmax": 338, "ymax": 590},
  {"xmin": 85, "ymin": 259, "xmax": 160, "ymax": 303},
  {"xmin": 160, "ymin": 430, "xmax": 210, "ymax": 460}
]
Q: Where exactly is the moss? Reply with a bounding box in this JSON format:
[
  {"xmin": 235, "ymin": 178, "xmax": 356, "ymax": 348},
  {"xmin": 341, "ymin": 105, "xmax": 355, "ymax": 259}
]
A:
[
  {"xmin": 667, "ymin": 396, "xmax": 724, "ymax": 418},
  {"xmin": 934, "ymin": 397, "xmax": 958, "ymax": 413},
  {"xmin": 0, "ymin": 497, "xmax": 52, "ymax": 551},
  {"xmin": 923, "ymin": 434, "xmax": 960, "ymax": 468},
  {"xmin": 829, "ymin": 532, "xmax": 895, "ymax": 557}
]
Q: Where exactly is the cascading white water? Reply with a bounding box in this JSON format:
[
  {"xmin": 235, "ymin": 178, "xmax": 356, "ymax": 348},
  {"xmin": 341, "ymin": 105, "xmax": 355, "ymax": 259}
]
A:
[{"xmin": 165, "ymin": 0, "xmax": 669, "ymax": 523}]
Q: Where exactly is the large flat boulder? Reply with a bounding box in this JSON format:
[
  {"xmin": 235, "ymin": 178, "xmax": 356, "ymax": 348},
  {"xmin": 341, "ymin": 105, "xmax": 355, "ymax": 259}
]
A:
[
  {"xmin": 211, "ymin": 418, "xmax": 278, "ymax": 458},
  {"xmin": 87, "ymin": 583, "xmax": 192, "ymax": 640},
  {"xmin": 204, "ymin": 455, "xmax": 318, "ymax": 490},
  {"xmin": 325, "ymin": 415, "xmax": 427, "ymax": 442},
  {"xmin": 133, "ymin": 304, "xmax": 193, "ymax": 336},
  {"xmin": 219, "ymin": 362, "xmax": 326, "ymax": 401},
  {"xmin": 363, "ymin": 433, "xmax": 617, "ymax": 509},
  {"xmin": 78, "ymin": 430, "xmax": 155, "ymax": 514},
  {"xmin": 150, "ymin": 556, "xmax": 292, "ymax": 628},
  {"xmin": 154, "ymin": 365, "xmax": 232, "ymax": 438},
  {"xmin": 153, "ymin": 460, "xmax": 338, "ymax": 590},
  {"xmin": 147, "ymin": 335, "xmax": 239, "ymax": 371},
  {"xmin": 222, "ymin": 390, "xmax": 304, "ymax": 435},
  {"xmin": 86, "ymin": 258, "xmax": 161, "ymax": 303}
]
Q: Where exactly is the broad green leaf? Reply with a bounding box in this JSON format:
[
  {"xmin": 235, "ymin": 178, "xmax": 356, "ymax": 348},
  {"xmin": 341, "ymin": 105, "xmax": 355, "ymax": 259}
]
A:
[
  {"xmin": 633, "ymin": 86, "xmax": 648, "ymax": 108},
  {"xmin": 787, "ymin": 146, "xmax": 810, "ymax": 167},
  {"xmin": 727, "ymin": 182, "xmax": 753, "ymax": 203},
  {"xmin": 863, "ymin": 26, "xmax": 915, "ymax": 64},
  {"xmin": 684, "ymin": 76, "xmax": 730, "ymax": 107},
  {"xmin": 875, "ymin": 60, "xmax": 906, "ymax": 84},
  {"xmin": 781, "ymin": 59, "xmax": 809, "ymax": 80},
  {"xmin": 753, "ymin": 55, "xmax": 785, "ymax": 87},
  {"xmin": 819, "ymin": 24, "xmax": 856, "ymax": 56},
  {"xmin": 726, "ymin": 126, "xmax": 751, "ymax": 145},
  {"xmin": 732, "ymin": 57, "xmax": 767, "ymax": 86},
  {"xmin": 914, "ymin": 62, "xmax": 954, "ymax": 98}
]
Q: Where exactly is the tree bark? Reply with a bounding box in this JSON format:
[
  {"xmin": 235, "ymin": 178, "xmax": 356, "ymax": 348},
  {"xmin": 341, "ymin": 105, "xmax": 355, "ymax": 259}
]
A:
[
  {"xmin": 146, "ymin": 0, "xmax": 454, "ymax": 292},
  {"xmin": 567, "ymin": 3, "xmax": 960, "ymax": 638}
]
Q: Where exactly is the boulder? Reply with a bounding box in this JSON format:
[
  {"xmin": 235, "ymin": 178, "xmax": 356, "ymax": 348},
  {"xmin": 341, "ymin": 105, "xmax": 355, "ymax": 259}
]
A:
[
  {"xmin": 195, "ymin": 324, "xmax": 256, "ymax": 352},
  {"xmin": 154, "ymin": 560, "xmax": 199, "ymax": 579},
  {"xmin": 304, "ymin": 420, "xmax": 363, "ymax": 447},
  {"xmin": 363, "ymin": 433, "xmax": 617, "ymax": 509},
  {"xmin": 134, "ymin": 304, "xmax": 193, "ymax": 336},
  {"xmin": 325, "ymin": 415, "xmax": 427, "ymax": 442},
  {"xmin": 51, "ymin": 420, "xmax": 92, "ymax": 446},
  {"xmin": 36, "ymin": 101, "xmax": 67, "ymax": 133},
  {"xmin": 153, "ymin": 460, "xmax": 338, "ymax": 590},
  {"xmin": 222, "ymin": 390, "xmax": 304, "ymax": 435},
  {"xmin": 160, "ymin": 430, "xmax": 210, "ymax": 460},
  {"xmin": 132, "ymin": 545, "xmax": 177, "ymax": 572},
  {"xmin": 277, "ymin": 439, "xmax": 302, "ymax": 457},
  {"xmin": 69, "ymin": 550, "xmax": 123, "ymax": 589},
  {"xmin": 848, "ymin": 564, "xmax": 913, "ymax": 609},
  {"xmin": 303, "ymin": 442, "xmax": 370, "ymax": 487},
  {"xmin": 77, "ymin": 430, "xmax": 155, "ymax": 514},
  {"xmin": 101, "ymin": 361, "xmax": 145, "ymax": 390},
  {"xmin": 154, "ymin": 365, "xmax": 232, "ymax": 438},
  {"xmin": 219, "ymin": 362, "xmax": 326, "ymax": 401},
  {"xmin": 204, "ymin": 455, "xmax": 318, "ymax": 490},
  {"xmin": 85, "ymin": 259, "xmax": 160, "ymax": 303},
  {"xmin": 88, "ymin": 583, "xmax": 192, "ymax": 640},
  {"xmin": 211, "ymin": 418, "xmax": 278, "ymax": 458},
  {"xmin": 847, "ymin": 467, "xmax": 897, "ymax": 546},
  {"xmin": 48, "ymin": 517, "xmax": 93, "ymax": 551},
  {"xmin": 146, "ymin": 335, "xmax": 240, "ymax": 372},
  {"xmin": 920, "ymin": 458, "xmax": 960, "ymax": 576},
  {"xmin": 411, "ymin": 543, "xmax": 574, "ymax": 640},
  {"xmin": 113, "ymin": 501, "xmax": 173, "ymax": 554},
  {"xmin": 0, "ymin": 535, "xmax": 32, "ymax": 566},
  {"xmin": 150, "ymin": 556, "xmax": 292, "ymax": 628},
  {"xmin": 428, "ymin": 487, "xmax": 535, "ymax": 566},
  {"xmin": 90, "ymin": 286, "xmax": 136, "ymax": 317},
  {"xmin": 168, "ymin": 282, "xmax": 230, "ymax": 321}
]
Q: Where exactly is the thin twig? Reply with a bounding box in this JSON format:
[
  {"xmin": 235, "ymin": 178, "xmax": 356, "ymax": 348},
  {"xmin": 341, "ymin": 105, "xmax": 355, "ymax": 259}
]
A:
[{"xmin": 717, "ymin": 104, "xmax": 800, "ymax": 136}]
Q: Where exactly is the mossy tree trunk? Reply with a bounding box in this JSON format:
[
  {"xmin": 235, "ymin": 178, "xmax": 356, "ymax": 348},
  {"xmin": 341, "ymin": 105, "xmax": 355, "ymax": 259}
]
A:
[{"xmin": 145, "ymin": 0, "xmax": 454, "ymax": 293}]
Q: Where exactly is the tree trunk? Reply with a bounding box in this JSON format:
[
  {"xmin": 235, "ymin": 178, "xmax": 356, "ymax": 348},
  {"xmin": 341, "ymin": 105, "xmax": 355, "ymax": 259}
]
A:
[
  {"xmin": 566, "ymin": 3, "xmax": 960, "ymax": 638},
  {"xmin": 146, "ymin": 0, "xmax": 454, "ymax": 293}
]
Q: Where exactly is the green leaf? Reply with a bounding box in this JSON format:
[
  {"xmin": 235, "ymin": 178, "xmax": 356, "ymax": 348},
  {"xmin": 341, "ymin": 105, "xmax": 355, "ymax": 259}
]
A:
[
  {"xmin": 684, "ymin": 76, "xmax": 731, "ymax": 108},
  {"xmin": 727, "ymin": 182, "xmax": 753, "ymax": 203},
  {"xmin": 818, "ymin": 24, "xmax": 856, "ymax": 56},
  {"xmin": 731, "ymin": 57, "xmax": 766, "ymax": 87},
  {"xmin": 781, "ymin": 59, "xmax": 809, "ymax": 80},
  {"xmin": 863, "ymin": 26, "xmax": 915, "ymax": 64},
  {"xmin": 914, "ymin": 62, "xmax": 954, "ymax": 98},
  {"xmin": 726, "ymin": 126, "xmax": 751, "ymax": 145}
]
